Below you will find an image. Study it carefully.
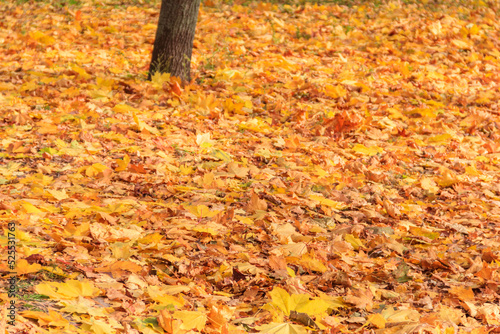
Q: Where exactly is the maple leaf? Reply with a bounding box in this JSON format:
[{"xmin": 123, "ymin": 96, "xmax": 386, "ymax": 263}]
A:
[
  {"xmin": 16, "ymin": 259, "xmax": 42, "ymax": 275},
  {"xmin": 35, "ymin": 280, "xmax": 100, "ymax": 299},
  {"xmin": 256, "ymin": 322, "xmax": 308, "ymax": 334},
  {"xmin": 248, "ymin": 191, "xmax": 268, "ymax": 213},
  {"xmin": 20, "ymin": 309, "xmax": 70, "ymax": 327},
  {"xmin": 173, "ymin": 310, "xmax": 207, "ymax": 331},
  {"xmin": 184, "ymin": 204, "xmax": 221, "ymax": 218},
  {"xmin": 151, "ymin": 71, "xmax": 171, "ymax": 88}
]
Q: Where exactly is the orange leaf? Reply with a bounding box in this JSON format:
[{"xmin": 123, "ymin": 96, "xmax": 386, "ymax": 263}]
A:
[{"xmin": 247, "ymin": 192, "xmax": 267, "ymax": 212}]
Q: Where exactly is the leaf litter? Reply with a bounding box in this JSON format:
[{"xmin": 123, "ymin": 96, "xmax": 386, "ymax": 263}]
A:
[{"xmin": 0, "ymin": 0, "xmax": 499, "ymax": 333}]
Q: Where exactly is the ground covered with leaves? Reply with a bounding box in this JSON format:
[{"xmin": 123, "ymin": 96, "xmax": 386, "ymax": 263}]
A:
[{"xmin": 1, "ymin": 0, "xmax": 500, "ymax": 332}]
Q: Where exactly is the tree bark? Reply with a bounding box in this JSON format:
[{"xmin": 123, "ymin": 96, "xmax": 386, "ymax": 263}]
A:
[{"xmin": 148, "ymin": 0, "xmax": 201, "ymax": 83}]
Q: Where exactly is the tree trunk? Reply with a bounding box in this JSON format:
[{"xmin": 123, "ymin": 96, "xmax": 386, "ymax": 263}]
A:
[{"xmin": 148, "ymin": 0, "xmax": 201, "ymax": 83}]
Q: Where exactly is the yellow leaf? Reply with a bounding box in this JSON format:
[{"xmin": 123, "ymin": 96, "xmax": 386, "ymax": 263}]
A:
[
  {"xmin": 299, "ymin": 252, "xmax": 328, "ymax": 273},
  {"xmin": 465, "ymin": 164, "xmax": 480, "ymax": 176},
  {"xmin": 179, "ymin": 164, "xmax": 194, "ymax": 175},
  {"xmin": 184, "ymin": 204, "xmax": 220, "ymax": 218},
  {"xmin": 109, "ymin": 242, "xmax": 134, "ymax": 259},
  {"xmin": 314, "ymin": 167, "xmax": 328, "ymax": 178},
  {"xmin": 41, "ymin": 265, "xmax": 78, "ymax": 279},
  {"xmin": 238, "ymin": 118, "xmax": 271, "ymax": 133},
  {"xmin": 89, "ymin": 318, "xmax": 117, "ymax": 334},
  {"xmin": 173, "ymin": 310, "xmax": 207, "ymax": 331},
  {"xmin": 217, "ymin": 69, "xmax": 244, "ymax": 81},
  {"xmin": 59, "ymin": 298, "xmax": 108, "ymax": 316},
  {"xmin": 228, "ymin": 162, "xmax": 249, "ymax": 178},
  {"xmin": 196, "ymin": 132, "xmax": 214, "ymax": 148},
  {"xmin": 449, "ymin": 286, "xmax": 474, "ymax": 301},
  {"xmin": 113, "ymin": 103, "xmax": 139, "ymax": 114},
  {"xmin": 210, "ymin": 149, "xmax": 232, "ymax": 162},
  {"xmin": 388, "ymin": 107, "xmax": 406, "ymax": 120},
  {"xmin": 352, "ymin": 144, "xmax": 384, "ymax": 156},
  {"xmin": 20, "ymin": 80, "xmax": 38, "ymax": 92},
  {"xmin": 148, "ymin": 285, "xmax": 189, "ymax": 299},
  {"xmin": 278, "ymin": 243, "xmax": 308, "ymax": 257},
  {"xmin": 151, "ymin": 72, "xmax": 171, "ymax": 89},
  {"xmin": 412, "ymin": 108, "xmax": 437, "ymax": 119},
  {"xmin": 17, "ymin": 259, "xmax": 42, "ymax": 275},
  {"xmin": 476, "ymin": 156, "xmax": 489, "ymax": 163},
  {"xmin": 138, "ymin": 232, "xmax": 164, "ymax": 245},
  {"xmin": 428, "ymin": 133, "xmax": 452, "ymax": 144},
  {"xmin": 367, "ymin": 313, "xmax": 386, "ymax": 329},
  {"xmin": 192, "ymin": 226, "xmax": 218, "ymax": 235},
  {"xmin": 71, "ymin": 65, "xmax": 92, "ymax": 79},
  {"xmin": 427, "ymin": 71, "xmax": 445, "ymax": 80},
  {"xmin": 158, "ymin": 310, "xmax": 186, "ymax": 334},
  {"xmin": 273, "ymin": 223, "xmax": 297, "ymax": 239},
  {"xmin": 85, "ymin": 163, "xmax": 110, "ymax": 177},
  {"xmin": 61, "ymin": 86, "xmax": 80, "ymax": 98},
  {"xmin": 46, "ymin": 189, "xmax": 69, "ymax": 200},
  {"xmin": 324, "ymin": 84, "xmax": 347, "ymax": 99},
  {"xmin": 21, "ymin": 202, "xmax": 44, "ymax": 215},
  {"xmin": 235, "ymin": 215, "xmax": 254, "ymax": 225},
  {"xmin": 400, "ymin": 64, "xmax": 411, "ymax": 77},
  {"xmin": 131, "ymin": 112, "xmax": 159, "ymax": 135},
  {"xmin": 0, "ymin": 82, "xmax": 15, "ymax": 91},
  {"xmin": 89, "ymin": 89, "xmax": 113, "ymax": 101},
  {"xmin": 30, "ymin": 31, "xmax": 55, "ymax": 45},
  {"xmin": 269, "ymin": 287, "xmax": 292, "ymax": 315},
  {"xmin": 381, "ymin": 307, "xmax": 420, "ymax": 322},
  {"xmin": 295, "ymin": 298, "xmax": 330, "ymax": 316},
  {"xmin": 420, "ymin": 177, "xmax": 439, "ymax": 194},
  {"xmin": 133, "ymin": 112, "xmax": 145, "ymax": 130},
  {"xmin": 115, "ymin": 154, "xmax": 130, "ymax": 172},
  {"xmin": 33, "ymin": 284, "xmax": 62, "ymax": 299},
  {"xmin": 256, "ymin": 322, "xmax": 308, "ymax": 334},
  {"xmin": 437, "ymin": 167, "xmax": 459, "ymax": 187},
  {"xmin": 21, "ymin": 309, "xmax": 69, "ymax": 327},
  {"xmin": 451, "ymin": 39, "xmax": 470, "ymax": 49},
  {"xmin": 150, "ymin": 293, "xmax": 185, "ymax": 307},
  {"xmin": 35, "ymin": 280, "xmax": 100, "ymax": 299},
  {"xmin": 199, "ymin": 172, "xmax": 215, "ymax": 188},
  {"xmin": 344, "ymin": 234, "xmax": 364, "ymax": 250},
  {"xmin": 317, "ymin": 293, "xmax": 347, "ymax": 310},
  {"xmin": 469, "ymin": 24, "xmax": 480, "ymax": 35},
  {"xmin": 162, "ymin": 285, "xmax": 191, "ymax": 295},
  {"xmin": 37, "ymin": 123, "xmax": 59, "ymax": 135},
  {"xmin": 20, "ymin": 173, "xmax": 53, "ymax": 186},
  {"xmin": 174, "ymin": 185, "xmax": 197, "ymax": 192},
  {"xmin": 96, "ymin": 77, "xmax": 115, "ymax": 90},
  {"xmin": 309, "ymin": 195, "xmax": 346, "ymax": 210}
]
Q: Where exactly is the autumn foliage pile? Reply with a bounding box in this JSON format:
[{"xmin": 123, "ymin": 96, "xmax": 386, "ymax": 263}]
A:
[{"xmin": 1, "ymin": 0, "xmax": 500, "ymax": 333}]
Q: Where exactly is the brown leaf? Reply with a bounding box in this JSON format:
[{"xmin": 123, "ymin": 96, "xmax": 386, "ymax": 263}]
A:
[{"xmin": 247, "ymin": 191, "xmax": 267, "ymax": 212}]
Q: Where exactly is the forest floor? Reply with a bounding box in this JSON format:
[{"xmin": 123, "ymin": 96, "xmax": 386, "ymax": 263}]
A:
[{"xmin": 1, "ymin": 0, "xmax": 500, "ymax": 333}]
